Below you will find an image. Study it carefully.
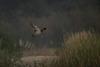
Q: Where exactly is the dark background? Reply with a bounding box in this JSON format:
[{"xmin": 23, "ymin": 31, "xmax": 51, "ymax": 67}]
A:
[{"xmin": 0, "ymin": 0, "xmax": 100, "ymax": 47}]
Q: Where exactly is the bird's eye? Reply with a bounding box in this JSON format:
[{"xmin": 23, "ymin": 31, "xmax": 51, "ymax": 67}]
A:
[
  {"xmin": 34, "ymin": 30, "xmax": 37, "ymax": 32},
  {"xmin": 43, "ymin": 28, "xmax": 47, "ymax": 30}
]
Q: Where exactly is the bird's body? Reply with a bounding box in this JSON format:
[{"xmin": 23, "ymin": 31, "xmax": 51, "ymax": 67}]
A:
[
  {"xmin": 30, "ymin": 23, "xmax": 47, "ymax": 37},
  {"xmin": 32, "ymin": 26, "xmax": 41, "ymax": 35}
]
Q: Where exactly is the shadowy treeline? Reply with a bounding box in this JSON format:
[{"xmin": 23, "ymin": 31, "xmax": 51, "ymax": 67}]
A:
[
  {"xmin": 0, "ymin": 0, "xmax": 99, "ymax": 17},
  {"xmin": 0, "ymin": 0, "xmax": 100, "ymax": 47}
]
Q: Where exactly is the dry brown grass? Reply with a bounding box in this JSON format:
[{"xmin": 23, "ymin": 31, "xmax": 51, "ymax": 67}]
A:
[{"xmin": 50, "ymin": 31, "xmax": 100, "ymax": 67}]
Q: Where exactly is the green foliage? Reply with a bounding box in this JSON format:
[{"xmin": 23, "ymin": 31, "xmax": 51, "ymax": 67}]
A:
[{"xmin": 0, "ymin": 34, "xmax": 22, "ymax": 67}]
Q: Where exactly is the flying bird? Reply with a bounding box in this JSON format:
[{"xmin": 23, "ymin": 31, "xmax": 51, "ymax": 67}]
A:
[{"xmin": 30, "ymin": 23, "xmax": 47, "ymax": 37}]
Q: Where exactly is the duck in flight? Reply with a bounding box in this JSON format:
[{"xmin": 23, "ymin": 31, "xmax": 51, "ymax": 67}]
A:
[{"xmin": 30, "ymin": 23, "xmax": 47, "ymax": 37}]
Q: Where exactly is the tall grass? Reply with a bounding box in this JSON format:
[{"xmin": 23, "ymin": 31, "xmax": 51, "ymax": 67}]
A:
[
  {"xmin": 50, "ymin": 31, "xmax": 100, "ymax": 67},
  {"xmin": 0, "ymin": 35, "xmax": 23, "ymax": 67},
  {"xmin": 3, "ymin": 31, "xmax": 99, "ymax": 67}
]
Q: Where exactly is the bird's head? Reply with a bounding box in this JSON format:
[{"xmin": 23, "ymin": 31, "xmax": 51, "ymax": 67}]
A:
[{"xmin": 41, "ymin": 27, "xmax": 47, "ymax": 32}]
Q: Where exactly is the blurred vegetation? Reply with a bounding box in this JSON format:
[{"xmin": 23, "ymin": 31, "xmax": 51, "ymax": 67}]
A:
[
  {"xmin": 49, "ymin": 31, "xmax": 100, "ymax": 67},
  {"xmin": 0, "ymin": 0, "xmax": 100, "ymax": 67},
  {"xmin": 0, "ymin": 33, "xmax": 23, "ymax": 67}
]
